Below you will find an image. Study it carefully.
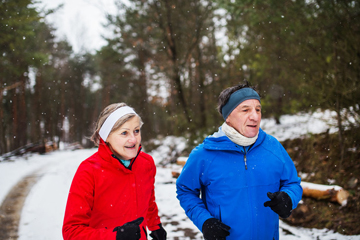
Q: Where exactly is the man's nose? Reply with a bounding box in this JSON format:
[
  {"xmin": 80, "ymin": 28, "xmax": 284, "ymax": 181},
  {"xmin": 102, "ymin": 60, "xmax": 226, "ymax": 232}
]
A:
[{"xmin": 249, "ymin": 110, "xmax": 259, "ymax": 121}]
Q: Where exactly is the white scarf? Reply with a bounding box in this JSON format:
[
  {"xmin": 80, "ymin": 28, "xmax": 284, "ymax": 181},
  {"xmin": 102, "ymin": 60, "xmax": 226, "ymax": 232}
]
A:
[{"xmin": 221, "ymin": 122, "xmax": 258, "ymax": 147}]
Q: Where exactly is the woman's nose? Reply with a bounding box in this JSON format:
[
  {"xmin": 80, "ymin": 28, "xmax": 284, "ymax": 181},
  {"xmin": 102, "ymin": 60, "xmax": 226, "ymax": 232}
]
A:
[{"xmin": 128, "ymin": 134, "xmax": 137, "ymax": 143}]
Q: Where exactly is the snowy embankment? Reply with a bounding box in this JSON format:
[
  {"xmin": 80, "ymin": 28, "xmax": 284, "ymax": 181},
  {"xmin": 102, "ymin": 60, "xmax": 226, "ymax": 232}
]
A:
[{"xmin": 0, "ymin": 110, "xmax": 359, "ymax": 240}]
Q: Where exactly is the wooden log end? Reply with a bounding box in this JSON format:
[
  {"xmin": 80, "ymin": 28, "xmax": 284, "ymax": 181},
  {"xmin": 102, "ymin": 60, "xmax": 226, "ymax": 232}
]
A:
[
  {"xmin": 335, "ymin": 189, "xmax": 350, "ymax": 206},
  {"xmin": 176, "ymin": 156, "xmax": 188, "ymax": 166},
  {"xmin": 171, "ymin": 171, "xmax": 180, "ymax": 178}
]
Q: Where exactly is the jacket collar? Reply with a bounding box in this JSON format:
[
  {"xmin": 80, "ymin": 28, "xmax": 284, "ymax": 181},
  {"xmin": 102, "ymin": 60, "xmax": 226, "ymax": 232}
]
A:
[
  {"xmin": 203, "ymin": 128, "xmax": 266, "ymax": 153},
  {"xmin": 98, "ymin": 139, "xmax": 142, "ymax": 170}
]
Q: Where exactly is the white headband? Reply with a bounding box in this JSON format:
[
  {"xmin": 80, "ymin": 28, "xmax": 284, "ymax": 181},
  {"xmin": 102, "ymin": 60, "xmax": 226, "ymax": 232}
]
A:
[{"xmin": 99, "ymin": 106, "xmax": 137, "ymax": 141}]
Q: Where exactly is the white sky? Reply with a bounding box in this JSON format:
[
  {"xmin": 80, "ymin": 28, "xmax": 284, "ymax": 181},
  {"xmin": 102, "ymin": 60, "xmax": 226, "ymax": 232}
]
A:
[
  {"xmin": 36, "ymin": 0, "xmax": 121, "ymax": 53},
  {"xmin": 36, "ymin": 0, "xmax": 227, "ymax": 55}
]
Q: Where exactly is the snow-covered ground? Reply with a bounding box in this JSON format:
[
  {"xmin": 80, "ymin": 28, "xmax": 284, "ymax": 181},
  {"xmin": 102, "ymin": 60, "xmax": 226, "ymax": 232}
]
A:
[{"xmin": 0, "ymin": 110, "xmax": 359, "ymax": 240}]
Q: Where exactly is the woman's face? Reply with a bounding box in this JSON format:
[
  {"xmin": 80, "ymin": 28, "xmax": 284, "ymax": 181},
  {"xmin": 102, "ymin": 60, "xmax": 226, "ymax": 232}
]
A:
[{"xmin": 106, "ymin": 116, "xmax": 141, "ymax": 160}]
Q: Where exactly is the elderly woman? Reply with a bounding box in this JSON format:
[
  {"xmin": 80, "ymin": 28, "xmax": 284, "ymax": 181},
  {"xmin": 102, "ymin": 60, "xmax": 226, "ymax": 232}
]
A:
[{"xmin": 63, "ymin": 103, "xmax": 166, "ymax": 240}]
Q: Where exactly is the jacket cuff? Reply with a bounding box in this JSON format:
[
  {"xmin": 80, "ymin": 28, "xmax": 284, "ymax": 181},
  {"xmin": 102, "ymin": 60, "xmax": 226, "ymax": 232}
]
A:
[
  {"xmin": 196, "ymin": 215, "xmax": 213, "ymax": 232},
  {"xmin": 148, "ymin": 223, "xmax": 161, "ymax": 232}
]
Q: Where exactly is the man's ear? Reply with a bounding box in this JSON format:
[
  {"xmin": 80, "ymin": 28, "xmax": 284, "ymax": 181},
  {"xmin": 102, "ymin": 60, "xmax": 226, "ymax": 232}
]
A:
[{"xmin": 225, "ymin": 118, "xmax": 231, "ymax": 125}]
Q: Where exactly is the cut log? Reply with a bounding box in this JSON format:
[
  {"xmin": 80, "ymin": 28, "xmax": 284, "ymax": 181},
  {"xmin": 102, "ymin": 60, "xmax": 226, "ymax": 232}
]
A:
[
  {"xmin": 176, "ymin": 156, "xmax": 188, "ymax": 166},
  {"xmin": 171, "ymin": 171, "xmax": 181, "ymax": 178},
  {"xmin": 301, "ymin": 181, "xmax": 350, "ymax": 206},
  {"xmin": 171, "ymin": 163, "xmax": 183, "ymax": 179},
  {"xmin": 170, "ymin": 160, "xmax": 351, "ymax": 206}
]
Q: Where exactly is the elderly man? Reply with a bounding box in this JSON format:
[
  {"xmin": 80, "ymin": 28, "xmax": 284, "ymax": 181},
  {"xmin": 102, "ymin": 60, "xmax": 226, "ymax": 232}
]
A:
[{"xmin": 176, "ymin": 82, "xmax": 302, "ymax": 240}]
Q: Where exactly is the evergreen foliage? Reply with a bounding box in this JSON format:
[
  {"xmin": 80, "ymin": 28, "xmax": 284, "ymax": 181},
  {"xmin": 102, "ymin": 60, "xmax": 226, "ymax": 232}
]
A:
[{"xmin": 0, "ymin": 0, "xmax": 359, "ymax": 156}]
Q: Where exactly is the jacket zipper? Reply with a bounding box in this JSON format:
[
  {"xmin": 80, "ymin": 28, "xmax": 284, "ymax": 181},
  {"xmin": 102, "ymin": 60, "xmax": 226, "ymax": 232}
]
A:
[
  {"xmin": 243, "ymin": 146, "xmax": 248, "ymax": 170},
  {"xmin": 219, "ymin": 205, "xmax": 222, "ymax": 221},
  {"xmin": 243, "ymin": 144, "xmax": 255, "ymax": 170},
  {"xmin": 244, "ymin": 154, "xmax": 248, "ymax": 170}
]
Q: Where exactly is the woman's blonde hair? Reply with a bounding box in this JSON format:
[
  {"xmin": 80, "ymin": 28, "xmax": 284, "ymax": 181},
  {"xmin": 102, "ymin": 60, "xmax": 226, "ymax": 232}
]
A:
[{"xmin": 90, "ymin": 103, "xmax": 143, "ymax": 146}]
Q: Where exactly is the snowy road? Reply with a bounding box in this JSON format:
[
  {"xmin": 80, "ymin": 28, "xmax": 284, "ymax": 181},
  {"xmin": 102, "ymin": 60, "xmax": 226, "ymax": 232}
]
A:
[{"xmin": 0, "ymin": 148, "xmax": 358, "ymax": 240}]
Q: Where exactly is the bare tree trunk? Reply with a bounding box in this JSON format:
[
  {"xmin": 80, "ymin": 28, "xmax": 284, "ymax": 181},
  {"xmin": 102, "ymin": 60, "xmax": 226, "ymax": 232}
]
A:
[
  {"xmin": 336, "ymin": 95, "xmax": 344, "ymax": 170},
  {"xmin": 173, "ymin": 68, "xmax": 191, "ymax": 123},
  {"xmin": 196, "ymin": 45, "xmax": 206, "ymax": 128},
  {"xmin": 18, "ymin": 75, "xmax": 27, "ymax": 147},
  {"xmin": 137, "ymin": 47, "xmax": 151, "ymax": 140},
  {"xmin": 12, "ymin": 90, "xmax": 19, "ymax": 150},
  {"xmin": 155, "ymin": 0, "xmax": 191, "ymax": 123},
  {"xmin": 32, "ymin": 70, "xmax": 42, "ymax": 144},
  {"xmin": 0, "ymin": 78, "xmax": 7, "ymax": 154},
  {"xmin": 59, "ymin": 74, "xmax": 66, "ymax": 145}
]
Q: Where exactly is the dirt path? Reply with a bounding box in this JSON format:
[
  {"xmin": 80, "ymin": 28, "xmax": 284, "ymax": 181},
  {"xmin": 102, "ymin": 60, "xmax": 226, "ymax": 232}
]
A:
[{"xmin": 0, "ymin": 171, "xmax": 41, "ymax": 240}]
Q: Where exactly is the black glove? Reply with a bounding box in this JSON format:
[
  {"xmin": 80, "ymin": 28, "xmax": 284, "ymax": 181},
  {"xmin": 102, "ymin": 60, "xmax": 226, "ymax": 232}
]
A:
[
  {"xmin": 202, "ymin": 218, "xmax": 231, "ymax": 240},
  {"xmin": 264, "ymin": 191, "xmax": 292, "ymax": 218},
  {"xmin": 149, "ymin": 223, "xmax": 167, "ymax": 240},
  {"xmin": 113, "ymin": 217, "xmax": 144, "ymax": 240}
]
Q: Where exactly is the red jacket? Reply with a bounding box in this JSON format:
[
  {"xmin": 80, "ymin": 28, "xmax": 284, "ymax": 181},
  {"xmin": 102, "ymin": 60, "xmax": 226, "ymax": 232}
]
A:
[{"xmin": 62, "ymin": 141, "xmax": 161, "ymax": 240}]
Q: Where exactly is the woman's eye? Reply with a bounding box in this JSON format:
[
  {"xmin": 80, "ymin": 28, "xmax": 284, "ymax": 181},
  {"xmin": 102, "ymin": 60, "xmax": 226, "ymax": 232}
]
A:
[
  {"xmin": 121, "ymin": 131, "xmax": 127, "ymax": 135},
  {"xmin": 134, "ymin": 129, "xmax": 140, "ymax": 134}
]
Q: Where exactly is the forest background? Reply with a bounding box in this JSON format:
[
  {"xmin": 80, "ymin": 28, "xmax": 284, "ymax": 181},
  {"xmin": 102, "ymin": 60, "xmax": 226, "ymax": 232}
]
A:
[{"xmin": 1, "ymin": 0, "xmax": 359, "ymax": 158}]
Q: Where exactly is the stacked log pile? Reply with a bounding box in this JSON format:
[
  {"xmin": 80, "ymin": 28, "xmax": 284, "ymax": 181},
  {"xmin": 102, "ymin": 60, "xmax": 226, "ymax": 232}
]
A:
[{"xmin": 0, "ymin": 141, "xmax": 58, "ymax": 161}]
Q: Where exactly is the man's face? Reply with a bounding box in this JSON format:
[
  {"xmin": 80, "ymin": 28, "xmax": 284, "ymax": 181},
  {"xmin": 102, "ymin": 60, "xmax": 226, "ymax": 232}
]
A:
[{"xmin": 225, "ymin": 99, "xmax": 261, "ymax": 138}]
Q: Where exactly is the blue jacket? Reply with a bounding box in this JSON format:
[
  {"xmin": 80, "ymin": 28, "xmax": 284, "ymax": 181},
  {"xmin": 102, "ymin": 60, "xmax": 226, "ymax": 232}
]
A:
[{"xmin": 176, "ymin": 128, "xmax": 302, "ymax": 240}]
